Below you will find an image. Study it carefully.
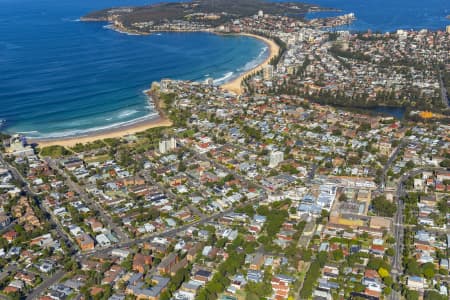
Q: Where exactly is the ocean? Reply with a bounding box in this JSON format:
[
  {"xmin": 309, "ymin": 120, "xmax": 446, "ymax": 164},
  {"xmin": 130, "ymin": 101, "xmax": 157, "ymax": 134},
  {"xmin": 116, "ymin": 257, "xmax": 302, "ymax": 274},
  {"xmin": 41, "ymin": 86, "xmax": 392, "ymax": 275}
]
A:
[
  {"xmin": 0, "ymin": 0, "xmax": 269, "ymax": 139},
  {"xmin": 302, "ymin": 0, "xmax": 449, "ymax": 32},
  {"xmin": 1, "ymin": 0, "xmax": 449, "ymax": 139}
]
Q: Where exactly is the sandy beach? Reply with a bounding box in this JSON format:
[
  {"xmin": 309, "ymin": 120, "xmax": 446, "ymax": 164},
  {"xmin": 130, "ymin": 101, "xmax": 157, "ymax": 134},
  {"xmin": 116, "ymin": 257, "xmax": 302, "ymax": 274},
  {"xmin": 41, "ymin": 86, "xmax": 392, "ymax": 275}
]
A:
[
  {"xmin": 221, "ymin": 33, "xmax": 280, "ymax": 95},
  {"xmin": 34, "ymin": 117, "xmax": 172, "ymax": 148},
  {"xmin": 33, "ymin": 33, "xmax": 278, "ymax": 148},
  {"xmin": 33, "ymin": 90, "xmax": 173, "ymax": 148}
]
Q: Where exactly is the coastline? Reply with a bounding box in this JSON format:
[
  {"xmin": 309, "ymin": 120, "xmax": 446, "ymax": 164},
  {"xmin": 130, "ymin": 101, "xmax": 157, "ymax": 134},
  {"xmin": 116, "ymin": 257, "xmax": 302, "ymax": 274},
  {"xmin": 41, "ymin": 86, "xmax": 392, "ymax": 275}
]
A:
[
  {"xmin": 97, "ymin": 20, "xmax": 280, "ymax": 94},
  {"xmin": 30, "ymin": 32, "xmax": 278, "ymax": 148},
  {"xmin": 32, "ymin": 90, "xmax": 172, "ymax": 148},
  {"xmin": 105, "ymin": 21, "xmax": 280, "ymax": 96},
  {"xmin": 34, "ymin": 117, "xmax": 172, "ymax": 148},
  {"xmin": 220, "ymin": 33, "xmax": 280, "ymax": 95}
]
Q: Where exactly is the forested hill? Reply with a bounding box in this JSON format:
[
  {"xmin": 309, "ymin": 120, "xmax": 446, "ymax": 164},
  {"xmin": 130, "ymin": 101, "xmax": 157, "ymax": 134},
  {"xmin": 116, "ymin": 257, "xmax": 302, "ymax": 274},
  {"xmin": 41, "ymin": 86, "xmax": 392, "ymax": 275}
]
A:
[{"xmin": 82, "ymin": 0, "xmax": 321, "ymax": 26}]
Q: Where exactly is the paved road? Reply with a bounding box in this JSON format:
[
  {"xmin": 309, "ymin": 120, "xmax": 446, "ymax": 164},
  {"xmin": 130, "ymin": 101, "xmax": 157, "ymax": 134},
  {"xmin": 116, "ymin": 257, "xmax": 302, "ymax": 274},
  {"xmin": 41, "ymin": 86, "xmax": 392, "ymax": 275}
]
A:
[
  {"xmin": 306, "ymin": 164, "xmax": 317, "ymax": 184},
  {"xmin": 79, "ymin": 193, "xmax": 265, "ymax": 258},
  {"xmin": 47, "ymin": 158, "xmax": 130, "ymax": 243},
  {"xmin": 380, "ymin": 137, "xmax": 407, "ymax": 192},
  {"xmin": 183, "ymin": 143, "xmax": 267, "ymax": 192},
  {"xmin": 142, "ymin": 170, "xmax": 206, "ymax": 219},
  {"xmin": 0, "ymin": 155, "xmax": 76, "ymax": 298},
  {"xmin": 0, "ymin": 220, "xmax": 18, "ymax": 235},
  {"xmin": 389, "ymin": 167, "xmax": 447, "ymax": 300},
  {"xmin": 0, "ymin": 154, "xmax": 76, "ymax": 254},
  {"xmin": 3, "ymin": 144, "xmax": 269, "ymax": 296},
  {"xmin": 0, "ymin": 264, "xmax": 18, "ymax": 282},
  {"xmin": 438, "ymin": 70, "xmax": 449, "ymax": 108},
  {"xmin": 75, "ymin": 144, "xmax": 267, "ymax": 259},
  {"xmin": 26, "ymin": 269, "xmax": 66, "ymax": 300},
  {"xmin": 388, "ymin": 178, "xmax": 406, "ymax": 300}
]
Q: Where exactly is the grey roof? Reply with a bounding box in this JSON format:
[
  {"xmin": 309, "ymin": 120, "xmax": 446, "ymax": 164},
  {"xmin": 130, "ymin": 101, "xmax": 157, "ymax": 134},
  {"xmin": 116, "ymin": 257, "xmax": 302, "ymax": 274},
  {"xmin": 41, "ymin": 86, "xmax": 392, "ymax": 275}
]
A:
[{"xmin": 128, "ymin": 276, "xmax": 170, "ymax": 298}]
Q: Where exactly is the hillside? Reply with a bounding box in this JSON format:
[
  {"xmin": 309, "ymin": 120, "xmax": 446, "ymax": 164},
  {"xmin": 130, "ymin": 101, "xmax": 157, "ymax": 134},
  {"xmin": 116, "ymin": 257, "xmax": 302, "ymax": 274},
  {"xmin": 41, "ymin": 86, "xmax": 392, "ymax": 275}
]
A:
[{"xmin": 82, "ymin": 0, "xmax": 320, "ymax": 28}]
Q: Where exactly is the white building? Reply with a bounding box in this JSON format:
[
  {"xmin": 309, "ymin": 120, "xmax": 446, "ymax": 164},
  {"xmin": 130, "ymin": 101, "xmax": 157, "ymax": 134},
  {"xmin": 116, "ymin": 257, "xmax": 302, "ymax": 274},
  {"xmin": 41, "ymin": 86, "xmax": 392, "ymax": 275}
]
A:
[
  {"xmin": 159, "ymin": 137, "xmax": 176, "ymax": 154},
  {"xmin": 96, "ymin": 234, "xmax": 111, "ymax": 247},
  {"xmin": 111, "ymin": 249, "xmax": 130, "ymax": 259},
  {"xmin": 269, "ymin": 151, "xmax": 284, "ymax": 168},
  {"xmin": 407, "ymin": 276, "xmax": 425, "ymax": 291},
  {"xmin": 6, "ymin": 134, "xmax": 34, "ymax": 157}
]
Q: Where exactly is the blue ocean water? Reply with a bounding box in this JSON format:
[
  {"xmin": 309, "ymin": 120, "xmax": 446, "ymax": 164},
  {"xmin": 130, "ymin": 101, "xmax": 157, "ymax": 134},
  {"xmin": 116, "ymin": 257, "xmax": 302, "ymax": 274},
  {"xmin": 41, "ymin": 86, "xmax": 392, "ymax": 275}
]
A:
[
  {"xmin": 302, "ymin": 0, "xmax": 449, "ymax": 32},
  {"xmin": 1, "ymin": 0, "xmax": 449, "ymax": 139},
  {"xmin": 0, "ymin": 0, "xmax": 268, "ymax": 139}
]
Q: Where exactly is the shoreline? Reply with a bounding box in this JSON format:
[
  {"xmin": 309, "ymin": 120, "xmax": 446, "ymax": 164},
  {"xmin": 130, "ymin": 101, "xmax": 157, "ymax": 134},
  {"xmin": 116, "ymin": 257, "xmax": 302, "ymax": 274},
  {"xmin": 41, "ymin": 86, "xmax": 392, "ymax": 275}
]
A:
[
  {"xmin": 32, "ymin": 90, "xmax": 172, "ymax": 148},
  {"xmin": 30, "ymin": 31, "xmax": 279, "ymax": 148},
  {"xmin": 104, "ymin": 21, "xmax": 280, "ymax": 95},
  {"xmin": 220, "ymin": 33, "xmax": 280, "ymax": 95},
  {"xmin": 33, "ymin": 117, "xmax": 172, "ymax": 148}
]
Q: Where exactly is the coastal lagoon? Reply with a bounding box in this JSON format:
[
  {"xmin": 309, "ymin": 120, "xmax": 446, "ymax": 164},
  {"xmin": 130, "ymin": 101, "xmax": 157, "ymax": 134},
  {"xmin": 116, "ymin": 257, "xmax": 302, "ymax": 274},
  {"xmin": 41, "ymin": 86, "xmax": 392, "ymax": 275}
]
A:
[{"xmin": 0, "ymin": 0, "xmax": 268, "ymax": 139}]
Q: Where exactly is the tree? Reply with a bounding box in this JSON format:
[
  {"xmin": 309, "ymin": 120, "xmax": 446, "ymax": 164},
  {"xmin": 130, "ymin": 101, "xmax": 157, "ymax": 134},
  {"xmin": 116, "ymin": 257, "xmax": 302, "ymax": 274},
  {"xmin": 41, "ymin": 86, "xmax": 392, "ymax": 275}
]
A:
[
  {"xmin": 235, "ymin": 204, "xmax": 255, "ymax": 218},
  {"xmin": 405, "ymin": 258, "xmax": 421, "ymax": 276},
  {"xmin": 245, "ymin": 281, "xmax": 273, "ymax": 299},
  {"xmin": 121, "ymin": 256, "xmax": 133, "ymax": 271},
  {"xmin": 386, "ymin": 236, "xmax": 396, "ymax": 244},
  {"xmin": 424, "ymin": 290, "xmax": 446, "ymax": 300},
  {"xmin": 64, "ymin": 259, "xmax": 79, "ymax": 272},
  {"xmin": 421, "ymin": 262, "xmax": 435, "ymax": 279},
  {"xmin": 405, "ymin": 160, "xmax": 415, "ymax": 169},
  {"xmin": 245, "ymin": 293, "xmax": 259, "ymax": 300},
  {"xmin": 404, "ymin": 289, "xmax": 419, "ymax": 300},
  {"xmin": 300, "ymin": 260, "xmax": 323, "ymax": 298},
  {"xmin": 437, "ymin": 198, "xmax": 448, "ymax": 215},
  {"xmin": 281, "ymin": 164, "xmax": 299, "ymax": 174},
  {"xmin": 378, "ymin": 267, "xmax": 389, "ymax": 278},
  {"xmin": 317, "ymin": 251, "xmax": 328, "ymax": 268},
  {"xmin": 160, "ymin": 291, "xmax": 170, "ymax": 300},
  {"xmin": 383, "ymin": 276, "xmax": 393, "ymax": 286},
  {"xmin": 338, "ymin": 193, "xmax": 348, "ymax": 202},
  {"xmin": 439, "ymin": 159, "xmax": 450, "ymax": 168},
  {"xmin": 367, "ymin": 257, "xmax": 390, "ymax": 272},
  {"xmin": 371, "ymin": 196, "xmax": 397, "ymax": 217},
  {"xmin": 385, "ymin": 247, "xmax": 395, "ymax": 256},
  {"xmin": 261, "ymin": 208, "xmax": 288, "ymax": 237},
  {"xmin": 332, "ymin": 249, "xmax": 344, "ymax": 261}
]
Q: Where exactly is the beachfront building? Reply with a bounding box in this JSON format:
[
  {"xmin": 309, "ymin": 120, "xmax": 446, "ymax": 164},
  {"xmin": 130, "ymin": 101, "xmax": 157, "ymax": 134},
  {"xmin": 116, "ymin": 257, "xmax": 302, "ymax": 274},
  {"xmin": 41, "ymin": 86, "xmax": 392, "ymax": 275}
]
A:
[
  {"xmin": 159, "ymin": 137, "xmax": 176, "ymax": 154},
  {"xmin": 5, "ymin": 134, "xmax": 34, "ymax": 157},
  {"xmin": 263, "ymin": 65, "xmax": 274, "ymax": 80}
]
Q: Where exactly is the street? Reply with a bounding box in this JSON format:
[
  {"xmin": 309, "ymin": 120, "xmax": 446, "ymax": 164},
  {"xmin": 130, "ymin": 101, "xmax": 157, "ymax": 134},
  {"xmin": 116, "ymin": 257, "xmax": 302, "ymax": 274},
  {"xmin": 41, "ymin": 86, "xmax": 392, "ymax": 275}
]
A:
[
  {"xmin": 46, "ymin": 158, "xmax": 130, "ymax": 243},
  {"xmin": 389, "ymin": 167, "xmax": 447, "ymax": 300}
]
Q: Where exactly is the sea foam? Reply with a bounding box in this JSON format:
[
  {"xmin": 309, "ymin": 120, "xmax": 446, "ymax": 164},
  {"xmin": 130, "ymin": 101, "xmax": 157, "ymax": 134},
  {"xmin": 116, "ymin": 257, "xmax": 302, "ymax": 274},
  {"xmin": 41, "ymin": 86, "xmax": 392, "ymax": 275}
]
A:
[{"xmin": 213, "ymin": 72, "xmax": 234, "ymax": 85}]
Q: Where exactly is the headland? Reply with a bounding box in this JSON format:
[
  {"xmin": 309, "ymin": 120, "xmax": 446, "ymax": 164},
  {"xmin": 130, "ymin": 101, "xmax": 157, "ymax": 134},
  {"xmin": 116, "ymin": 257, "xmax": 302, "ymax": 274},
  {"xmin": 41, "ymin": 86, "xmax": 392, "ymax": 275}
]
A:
[{"xmin": 33, "ymin": 0, "xmax": 290, "ymax": 147}]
